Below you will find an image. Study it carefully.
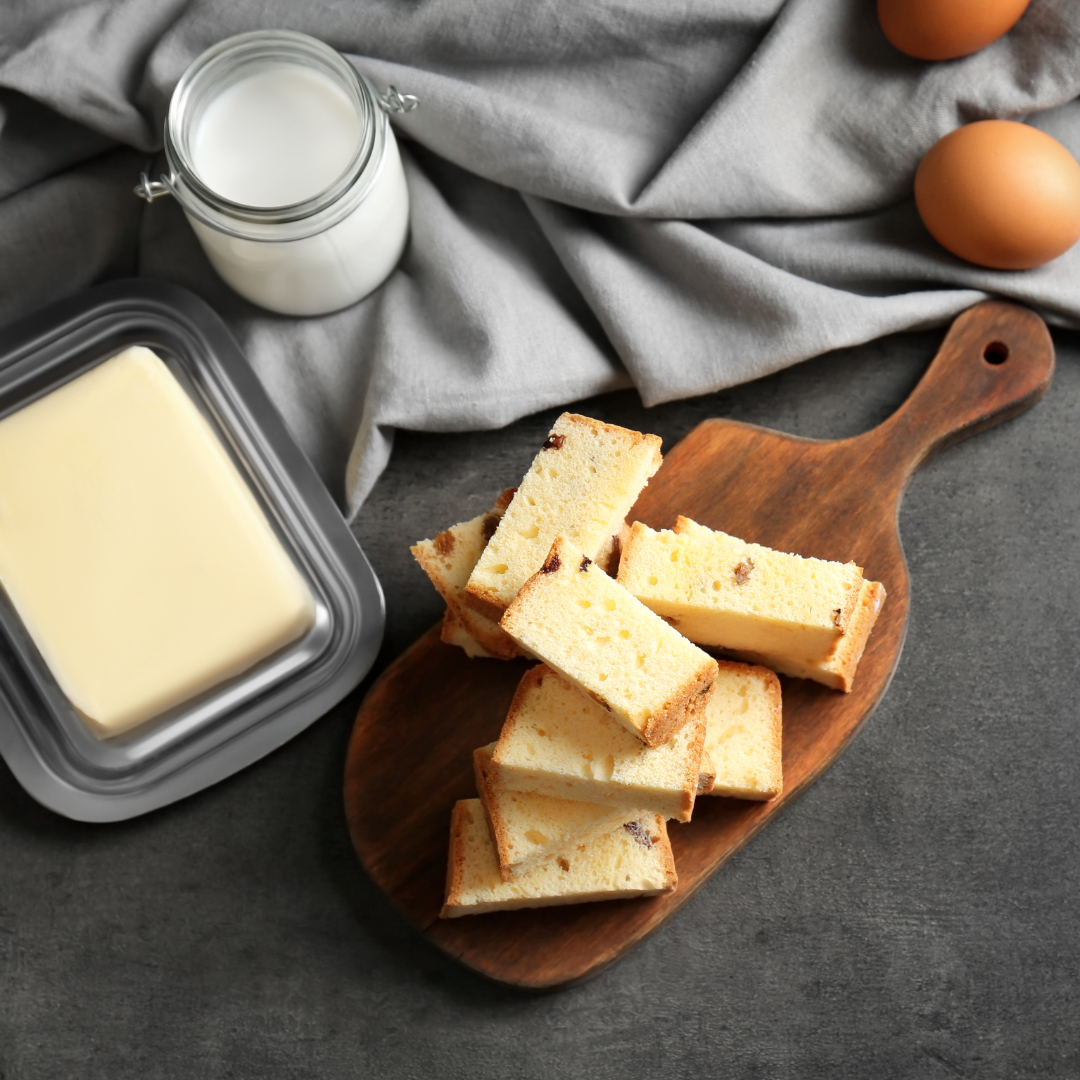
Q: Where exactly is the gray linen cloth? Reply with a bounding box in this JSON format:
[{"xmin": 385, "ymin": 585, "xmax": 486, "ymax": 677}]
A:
[{"xmin": 1, "ymin": 0, "xmax": 1079, "ymax": 517}]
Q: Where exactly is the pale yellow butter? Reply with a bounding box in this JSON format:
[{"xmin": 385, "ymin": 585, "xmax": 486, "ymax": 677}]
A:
[{"xmin": 0, "ymin": 346, "xmax": 315, "ymax": 737}]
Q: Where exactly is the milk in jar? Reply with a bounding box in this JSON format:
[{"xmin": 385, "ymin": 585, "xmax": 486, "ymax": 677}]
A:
[{"xmin": 144, "ymin": 31, "xmax": 412, "ymax": 316}]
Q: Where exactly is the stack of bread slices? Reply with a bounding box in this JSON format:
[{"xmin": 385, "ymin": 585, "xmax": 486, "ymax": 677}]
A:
[{"xmin": 411, "ymin": 413, "xmax": 885, "ymax": 917}]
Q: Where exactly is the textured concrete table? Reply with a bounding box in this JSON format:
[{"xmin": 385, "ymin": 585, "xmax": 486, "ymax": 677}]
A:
[{"xmin": 1, "ymin": 326, "xmax": 1077, "ymax": 1079}]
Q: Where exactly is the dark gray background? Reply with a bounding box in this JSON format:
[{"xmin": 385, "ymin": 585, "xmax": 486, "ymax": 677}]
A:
[{"xmin": 1, "ymin": 325, "xmax": 1078, "ymax": 1079}]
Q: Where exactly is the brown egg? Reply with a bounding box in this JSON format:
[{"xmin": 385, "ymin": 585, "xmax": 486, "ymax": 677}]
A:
[
  {"xmin": 914, "ymin": 121, "xmax": 1080, "ymax": 270},
  {"xmin": 877, "ymin": 0, "xmax": 1031, "ymax": 61}
]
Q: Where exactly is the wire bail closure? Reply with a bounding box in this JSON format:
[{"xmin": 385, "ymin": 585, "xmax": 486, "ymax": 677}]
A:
[
  {"xmin": 378, "ymin": 86, "xmax": 419, "ymax": 114},
  {"xmin": 134, "ymin": 174, "xmax": 175, "ymax": 203}
]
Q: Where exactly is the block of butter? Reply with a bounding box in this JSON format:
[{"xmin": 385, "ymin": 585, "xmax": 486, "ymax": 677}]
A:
[{"xmin": 0, "ymin": 346, "xmax": 315, "ymax": 737}]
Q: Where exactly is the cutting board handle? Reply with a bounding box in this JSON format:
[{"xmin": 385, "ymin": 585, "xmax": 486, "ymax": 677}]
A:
[{"xmin": 864, "ymin": 300, "xmax": 1055, "ymax": 479}]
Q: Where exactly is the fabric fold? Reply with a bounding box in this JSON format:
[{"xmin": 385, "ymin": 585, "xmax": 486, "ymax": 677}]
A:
[{"xmin": 0, "ymin": 0, "xmax": 1076, "ymax": 516}]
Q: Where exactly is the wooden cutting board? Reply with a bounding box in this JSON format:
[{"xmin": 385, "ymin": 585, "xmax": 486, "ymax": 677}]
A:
[{"xmin": 344, "ymin": 300, "xmax": 1054, "ymax": 990}]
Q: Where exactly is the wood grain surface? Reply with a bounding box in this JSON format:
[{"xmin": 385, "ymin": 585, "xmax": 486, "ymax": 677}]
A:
[{"xmin": 344, "ymin": 300, "xmax": 1054, "ymax": 990}]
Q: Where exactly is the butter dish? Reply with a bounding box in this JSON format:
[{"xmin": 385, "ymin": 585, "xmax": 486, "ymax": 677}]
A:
[{"xmin": 0, "ymin": 279, "xmax": 384, "ymax": 821}]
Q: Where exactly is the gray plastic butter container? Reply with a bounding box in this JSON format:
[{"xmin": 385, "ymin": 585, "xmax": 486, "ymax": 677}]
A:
[{"xmin": 0, "ymin": 279, "xmax": 384, "ymax": 821}]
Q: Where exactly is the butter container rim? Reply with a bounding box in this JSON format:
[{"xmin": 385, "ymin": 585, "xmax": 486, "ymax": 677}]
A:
[{"xmin": 0, "ymin": 279, "xmax": 384, "ymax": 822}]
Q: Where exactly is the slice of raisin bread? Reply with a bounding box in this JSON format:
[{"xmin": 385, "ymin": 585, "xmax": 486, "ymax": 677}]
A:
[
  {"xmin": 464, "ymin": 414, "xmax": 662, "ymax": 621},
  {"xmin": 473, "ymin": 744, "xmax": 628, "ymax": 881},
  {"xmin": 411, "ymin": 489, "xmax": 524, "ymax": 659},
  {"xmin": 617, "ymin": 517, "xmax": 885, "ymax": 692},
  {"xmin": 500, "ymin": 537, "xmax": 718, "ymax": 747},
  {"xmin": 440, "ymin": 799, "xmax": 676, "ymax": 917},
  {"xmin": 703, "ymin": 660, "xmax": 783, "ymax": 800},
  {"xmin": 492, "ymin": 664, "xmax": 708, "ymax": 822}
]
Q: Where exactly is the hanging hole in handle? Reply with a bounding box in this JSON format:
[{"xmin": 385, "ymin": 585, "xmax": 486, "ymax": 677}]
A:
[{"xmin": 983, "ymin": 341, "xmax": 1009, "ymax": 365}]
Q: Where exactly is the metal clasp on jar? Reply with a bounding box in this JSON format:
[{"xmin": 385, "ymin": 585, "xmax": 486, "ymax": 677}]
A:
[
  {"xmin": 377, "ymin": 86, "xmax": 419, "ymax": 114},
  {"xmin": 133, "ymin": 174, "xmax": 177, "ymax": 203}
]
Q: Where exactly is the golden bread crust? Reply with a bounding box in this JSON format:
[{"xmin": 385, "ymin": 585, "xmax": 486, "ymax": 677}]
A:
[
  {"xmin": 461, "ymin": 582, "xmax": 509, "ymax": 623},
  {"xmin": 821, "ymin": 579, "xmax": 887, "ymax": 692},
  {"xmin": 440, "ymin": 799, "xmax": 473, "ymax": 919},
  {"xmin": 472, "ymin": 745, "xmax": 513, "ymax": 883},
  {"xmin": 638, "ymin": 660, "xmax": 717, "ymax": 748},
  {"xmin": 697, "ymin": 749, "xmax": 716, "ymax": 795}
]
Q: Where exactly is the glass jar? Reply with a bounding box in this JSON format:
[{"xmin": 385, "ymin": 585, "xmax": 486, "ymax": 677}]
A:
[{"xmin": 137, "ymin": 30, "xmax": 416, "ymax": 316}]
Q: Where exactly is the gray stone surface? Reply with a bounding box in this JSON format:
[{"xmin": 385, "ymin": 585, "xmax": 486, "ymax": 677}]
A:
[{"xmin": 1, "ymin": 326, "xmax": 1078, "ymax": 1079}]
